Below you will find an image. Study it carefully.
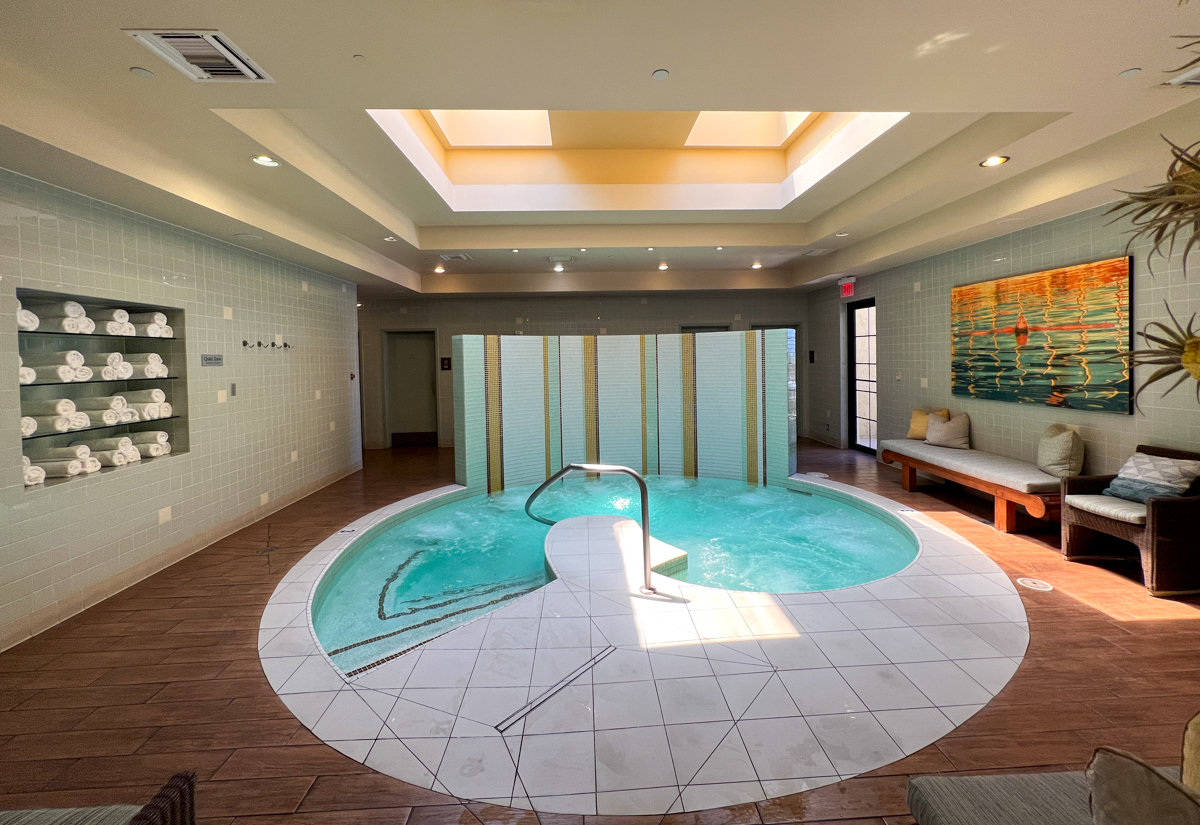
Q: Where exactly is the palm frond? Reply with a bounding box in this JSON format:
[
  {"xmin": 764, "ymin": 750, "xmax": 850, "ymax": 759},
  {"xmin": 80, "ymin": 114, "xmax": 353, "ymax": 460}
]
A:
[{"xmin": 1106, "ymin": 137, "xmax": 1200, "ymax": 276}]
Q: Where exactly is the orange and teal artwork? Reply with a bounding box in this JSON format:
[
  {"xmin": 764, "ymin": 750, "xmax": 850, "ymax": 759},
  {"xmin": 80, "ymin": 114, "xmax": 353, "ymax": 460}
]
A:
[{"xmin": 951, "ymin": 258, "xmax": 1132, "ymax": 413}]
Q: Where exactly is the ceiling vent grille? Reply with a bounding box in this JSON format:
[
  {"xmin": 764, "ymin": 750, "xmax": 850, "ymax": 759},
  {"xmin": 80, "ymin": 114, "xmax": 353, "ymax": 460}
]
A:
[
  {"xmin": 804, "ymin": 248, "xmax": 833, "ymax": 256},
  {"xmin": 548, "ymin": 256, "xmax": 574, "ymax": 262},
  {"xmin": 439, "ymin": 253, "xmax": 472, "ymax": 261},
  {"xmin": 124, "ymin": 30, "xmax": 272, "ymax": 82}
]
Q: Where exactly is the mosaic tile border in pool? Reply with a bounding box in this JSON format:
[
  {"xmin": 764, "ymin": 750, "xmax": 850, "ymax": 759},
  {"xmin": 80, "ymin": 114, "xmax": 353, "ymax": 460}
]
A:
[{"xmin": 258, "ymin": 477, "xmax": 1029, "ymax": 815}]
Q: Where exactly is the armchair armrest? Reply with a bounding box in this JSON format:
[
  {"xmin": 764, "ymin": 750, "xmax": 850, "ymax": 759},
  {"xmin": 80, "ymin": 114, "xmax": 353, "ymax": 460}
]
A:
[
  {"xmin": 1062, "ymin": 474, "xmax": 1116, "ymax": 496},
  {"xmin": 1147, "ymin": 494, "xmax": 1200, "ymax": 538}
]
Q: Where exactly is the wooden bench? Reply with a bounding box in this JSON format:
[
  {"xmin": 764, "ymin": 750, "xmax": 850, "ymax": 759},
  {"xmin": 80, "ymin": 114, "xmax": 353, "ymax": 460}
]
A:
[{"xmin": 880, "ymin": 442, "xmax": 1061, "ymax": 533}]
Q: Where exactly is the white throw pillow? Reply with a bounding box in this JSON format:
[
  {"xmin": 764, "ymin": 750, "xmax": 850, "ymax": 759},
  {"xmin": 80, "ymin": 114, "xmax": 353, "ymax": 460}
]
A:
[
  {"xmin": 925, "ymin": 412, "xmax": 970, "ymax": 450},
  {"xmin": 1037, "ymin": 424, "xmax": 1085, "ymax": 478}
]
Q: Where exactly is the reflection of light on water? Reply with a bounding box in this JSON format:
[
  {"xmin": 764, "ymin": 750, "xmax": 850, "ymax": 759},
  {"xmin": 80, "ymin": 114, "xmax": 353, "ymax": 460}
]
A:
[{"xmin": 611, "ymin": 497, "xmax": 631, "ymax": 510}]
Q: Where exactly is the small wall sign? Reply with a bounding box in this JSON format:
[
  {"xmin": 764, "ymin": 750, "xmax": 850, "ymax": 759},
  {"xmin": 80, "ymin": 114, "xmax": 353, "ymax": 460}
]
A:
[
  {"xmin": 441, "ymin": 357, "xmax": 452, "ymax": 371},
  {"xmin": 200, "ymin": 354, "xmax": 224, "ymax": 367}
]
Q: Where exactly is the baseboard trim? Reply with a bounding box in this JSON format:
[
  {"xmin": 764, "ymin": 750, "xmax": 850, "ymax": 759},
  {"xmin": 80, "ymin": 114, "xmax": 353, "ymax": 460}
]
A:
[{"xmin": 0, "ymin": 462, "xmax": 362, "ymax": 654}]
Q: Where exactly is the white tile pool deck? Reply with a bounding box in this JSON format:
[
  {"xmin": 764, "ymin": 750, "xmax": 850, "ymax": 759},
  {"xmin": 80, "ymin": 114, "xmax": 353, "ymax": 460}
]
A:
[{"xmin": 258, "ymin": 477, "xmax": 1029, "ymax": 815}]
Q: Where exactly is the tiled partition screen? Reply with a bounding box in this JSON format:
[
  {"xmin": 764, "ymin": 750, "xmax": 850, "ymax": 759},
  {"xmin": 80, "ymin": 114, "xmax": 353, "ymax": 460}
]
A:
[{"xmin": 453, "ymin": 330, "xmax": 797, "ymax": 493}]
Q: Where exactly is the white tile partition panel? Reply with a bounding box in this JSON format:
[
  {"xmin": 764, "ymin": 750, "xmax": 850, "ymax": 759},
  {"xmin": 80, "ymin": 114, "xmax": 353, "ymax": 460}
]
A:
[
  {"xmin": 560, "ymin": 337, "xmax": 586, "ymax": 466},
  {"xmin": 261, "ymin": 475, "xmax": 1028, "ymax": 816},
  {"xmin": 501, "ymin": 336, "xmax": 547, "ymax": 487},
  {"xmin": 596, "ymin": 335, "xmax": 643, "ymax": 471},
  {"xmin": 0, "ymin": 166, "xmax": 361, "ymax": 648},
  {"xmin": 657, "ymin": 335, "xmax": 684, "ymax": 476},
  {"xmin": 696, "ymin": 331, "xmax": 746, "ymax": 481}
]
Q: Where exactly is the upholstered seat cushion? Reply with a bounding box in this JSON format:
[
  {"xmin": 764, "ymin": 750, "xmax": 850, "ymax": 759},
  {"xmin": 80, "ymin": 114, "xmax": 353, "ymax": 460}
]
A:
[
  {"xmin": 1065, "ymin": 494, "xmax": 1147, "ymax": 525},
  {"xmin": 0, "ymin": 806, "xmax": 140, "ymax": 825},
  {"xmin": 880, "ymin": 439, "xmax": 1061, "ymax": 493}
]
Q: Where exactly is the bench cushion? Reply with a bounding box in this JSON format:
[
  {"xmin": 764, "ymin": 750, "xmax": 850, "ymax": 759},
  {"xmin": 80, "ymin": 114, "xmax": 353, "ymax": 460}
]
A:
[
  {"xmin": 0, "ymin": 806, "xmax": 140, "ymax": 825},
  {"xmin": 880, "ymin": 439, "xmax": 1061, "ymax": 494},
  {"xmin": 1065, "ymin": 494, "xmax": 1147, "ymax": 525}
]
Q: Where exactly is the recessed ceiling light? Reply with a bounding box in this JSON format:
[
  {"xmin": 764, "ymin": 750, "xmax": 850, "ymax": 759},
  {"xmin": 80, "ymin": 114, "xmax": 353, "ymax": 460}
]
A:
[
  {"xmin": 512, "ymin": 249, "xmax": 519, "ymax": 253},
  {"xmin": 658, "ymin": 263, "xmax": 669, "ymax": 270},
  {"xmin": 716, "ymin": 247, "xmax": 724, "ymax": 251},
  {"xmin": 835, "ymin": 232, "xmax": 850, "ymax": 237},
  {"xmin": 383, "ymin": 236, "xmax": 397, "ymax": 242},
  {"xmin": 652, "ymin": 69, "xmax": 669, "ymax": 80},
  {"xmin": 647, "ymin": 247, "xmax": 654, "ymax": 251},
  {"xmin": 130, "ymin": 66, "xmax": 154, "ymax": 79},
  {"xmin": 580, "ymin": 248, "xmax": 587, "ymax": 252},
  {"xmin": 356, "ymin": 302, "xmax": 363, "ymax": 307},
  {"xmin": 251, "ymin": 154, "xmax": 280, "ymax": 167},
  {"xmin": 751, "ymin": 262, "xmax": 763, "ymax": 269},
  {"xmin": 553, "ymin": 264, "xmax": 564, "ymax": 272},
  {"xmin": 433, "ymin": 264, "xmax": 445, "ymax": 274},
  {"xmin": 979, "ymin": 155, "xmax": 1010, "ymax": 167},
  {"xmin": 1118, "ymin": 67, "xmax": 1142, "ymax": 78}
]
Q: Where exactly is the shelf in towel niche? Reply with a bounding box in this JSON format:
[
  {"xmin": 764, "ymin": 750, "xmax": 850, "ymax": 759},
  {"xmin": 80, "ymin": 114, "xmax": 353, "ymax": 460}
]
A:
[
  {"xmin": 28, "ymin": 453, "xmax": 182, "ymax": 490},
  {"xmin": 18, "ymin": 330, "xmax": 180, "ymax": 341},
  {"xmin": 21, "ymin": 416, "xmax": 182, "ymax": 441},
  {"xmin": 21, "ymin": 377, "xmax": 178, "ymax": 388}
]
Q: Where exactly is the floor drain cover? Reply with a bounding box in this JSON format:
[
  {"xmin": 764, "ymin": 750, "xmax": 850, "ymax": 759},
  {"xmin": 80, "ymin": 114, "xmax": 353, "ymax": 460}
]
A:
[
  {"xmin": 805, "ymin": 472, "xmax": 830, "ymax": 478},
  {"xmin": 1016, "ymin": 577, "xmax": 1054, "ymax": 591}
]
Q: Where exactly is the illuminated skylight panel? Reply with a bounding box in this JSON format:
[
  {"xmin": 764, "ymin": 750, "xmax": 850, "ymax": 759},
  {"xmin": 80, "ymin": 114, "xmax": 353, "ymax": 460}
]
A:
[
  {"xmin": 428, "ymin": 110, "xmax": 553, "ymax": 147},
  {"xmin": 685, "ymin": 111, "xmax": 812, "ymax": 147}
]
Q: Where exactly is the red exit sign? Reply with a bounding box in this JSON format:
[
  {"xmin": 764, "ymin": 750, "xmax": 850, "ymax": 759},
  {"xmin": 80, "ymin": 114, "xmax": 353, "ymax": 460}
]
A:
[{"xmin": 841, "ymin": 280, "xmax": 855, "ymax": 298}]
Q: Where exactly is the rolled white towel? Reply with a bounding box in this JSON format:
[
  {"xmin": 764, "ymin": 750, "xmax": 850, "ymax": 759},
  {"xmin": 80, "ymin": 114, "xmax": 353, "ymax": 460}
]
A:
[
  {"xmin": 128, "ymin": 311, "xmax": 167, "ymax": 326},
  {"xmin": 98, "ymin": 409, "xmax": 120, "ymax": 426},
  {"xmin": 32, "ymin": 365, "xmax": 75, "ymax": 383},
  {"xmin": 17, "ymin": 309, "xmax": 40, "ymax": 331},
  {"xmin": 83, "ymin": 352, "xmax": 124, "ymax": 368},
  {"xmin": 123, "ymin": 353, "xmax": 163, "ymax": 365},
  {"xmin": 20, "ymin": 351, "xmax": 84, "ymax": 368},
  {"xmin": 73, "ymin": 366, "xmax": 93, "ymax": 382},
  {"xmin": 77, "ymin": 317, "xmax": 96, "ymax": 334},
  {"xmin": 35, "ymin": 459, "xmax": 82, "ymax": 477},
  {"xmin": 162, "ymin": 441, "xmax": 172, "ymax": 454},
  {"xmin": 31, "ymin": 301, "xmax": 85, "ymax": 318},
  {"xmin": 98, "ymin": 365, "xmax": 118, "ymax": 381},
  {"xmin": 159, "ymin": 325, "xmax": 174, "ymax": 338},
  {"xmin": 73, "ymin": 395, "xmax": 126, "ymax": 411},
  {"xmin": 80, "ymin": 457, "xmax": 102, "ymax": 473},
  {"xmin": 121, "ymin": 322, "xmax": 136, "ymax": 336},
  {"xmin": 36, "ymin": 445, "xmax": 91, "ymax": 460},
  {"xmin": 19, "ymin": 366, "xmax": 36, "ymax": 385},
  {"xmin": 102, "ymin": 321, "xmax": 126, "ymax": 335},
  {"xmin": 24, "ymin": 465, "xmax": 47, "ymax": 486},
  {"xmin": 158, "ymin": 402, "xmax": 173, "ymax": 418},
  {"xmin": 91, "ymin": 450, "xmax": 127, "ymax": 467},
  {"xmin": 133, "ymin": 324, "xmax": 163, "ymax": 338},
  {"xmin": 76, "ymin": 436, "xmax": 132, "ymax": 451},
  {"xmin": 43, "ymin": 317, "xmax": 82, "ymax": 334},
  {"xmin": 128, "ymin": 363, "xmax": 161, "ymax": 379},
  {"xmin": 89, "ymin": 308, "xmax": 129, "ymax": 323},
  {"xmin": 22, "ymin": 455, "xmax": 31, "ymax": 469},
  {"xmin": 120, "ymin": 446, "xmax": 142, "ymax": 463},
  {"xmin": 154, "ymin": 364, "xmax": 169, "ymax": 378},
  {"xmin": 22, "ymin": 398, "xmax": 76, "ymax": 416},
  {"xmin": 132, "ymin": 431, "xmax": 169, "ymax": 445},
  {"xmin": 29, "ymin": 415, "xmax": 71, "ymax": 433},
  {"xmin": 128, "ymin": 403, "xmax": 160, "ymax": 420},
  {"xmin": 120, "ymin": 409, "xmax": 140, "ymax": 422},
  {"xmin": 122, "ymin": 389, "xmax": 166, "ymax": 404},
  {"xmin": 21, "ymin": 416, "xmax": 37, "ymax": 437},
  {"xmin": 135, "ymin": 442, "xmax": 166, "ymax": 458},
  {"xmin": 68, "ymin": 412, "xmax": 92, "ymax": 429},
  {"xmin": 114, "ymin": 361, "xmax": 134, "ymax": 379}
]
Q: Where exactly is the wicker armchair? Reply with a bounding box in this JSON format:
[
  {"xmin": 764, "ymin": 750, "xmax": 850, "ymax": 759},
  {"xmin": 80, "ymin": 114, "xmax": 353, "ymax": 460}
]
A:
[{"xmin": 1062, "ymin": 444, "xmax": 1200, "ymax": 597}]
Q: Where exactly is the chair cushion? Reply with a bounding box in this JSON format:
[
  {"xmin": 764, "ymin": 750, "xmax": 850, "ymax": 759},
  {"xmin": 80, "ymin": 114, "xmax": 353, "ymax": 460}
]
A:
[
  {"xmin": 1088, "ymin": 746, "xmax": 1200, "ymax": 824},
  {"xmin": 907, "ymin": 408, "xmax": 949, "ymax": 440},
  {"xmin": 926, "ymin": 412, "xmax": 971, "ymax": 450},
  {"xmin": 908, "ymin": 771, "xmax": 1094, "ymax": 825},
  {"xmin": 1104, "ymin": 452, "xmax": 1200, "ymax": 504},
  {"xmin": 881, "ymin": 439, "xmax": 1061, "ymax": 493},
  {"xmin": 1038, "ymin": 424, "xmax": 1085, "ymax": 479},
  {"xmin": 0, "ymin": 806, "xmax": 140, "ymax": 825},
  {"xmin": 1065, "ymin": 494, "xmax": 1147, "ymax": 525}
]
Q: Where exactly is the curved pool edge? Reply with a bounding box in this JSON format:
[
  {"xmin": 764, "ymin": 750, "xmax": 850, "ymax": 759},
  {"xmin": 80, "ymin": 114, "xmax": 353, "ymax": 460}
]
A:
[{"xmin": 258, "ymin": 477, "xmax": 1031, "ymax": 815}]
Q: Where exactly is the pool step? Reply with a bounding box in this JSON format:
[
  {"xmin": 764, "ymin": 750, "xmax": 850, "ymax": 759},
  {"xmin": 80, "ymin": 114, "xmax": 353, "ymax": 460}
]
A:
[{"xmin": 495, "ymin": 645, "xmax": 616, "ymax": 732}]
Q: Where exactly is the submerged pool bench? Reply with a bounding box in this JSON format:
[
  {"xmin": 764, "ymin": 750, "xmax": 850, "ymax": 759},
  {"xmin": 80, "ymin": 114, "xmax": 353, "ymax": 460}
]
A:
[{"xmin": 879, "ymin": 439, "xmax": 1061, "ymax": 533}]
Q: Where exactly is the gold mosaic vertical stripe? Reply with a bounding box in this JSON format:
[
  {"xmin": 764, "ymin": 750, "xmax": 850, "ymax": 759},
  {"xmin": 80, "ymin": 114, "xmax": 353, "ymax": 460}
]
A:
[
  {"xmin": 640, "ymin": 335, "xmax": 648, "ymax": 476},
  {"xmin": 682, "ymin": 334, "xmax": 697, "ymax": 478},
  {"xmin": 745, "ymin": 331, "xmax": 759, "ymax": 485},
  {"xmin": 761, "ymin": 332, "xmax": 769, "ymax": 485},
  {"xmin": 543, "ymin": 336, "xmax": 552, "ymax": 479},
  {"xmin": 484, "ymin": 335, "xmax": 504, "ymax": 493},
  {"xmin": 583, "ymin": 336, "xmax": 599, "ymax": 465}
]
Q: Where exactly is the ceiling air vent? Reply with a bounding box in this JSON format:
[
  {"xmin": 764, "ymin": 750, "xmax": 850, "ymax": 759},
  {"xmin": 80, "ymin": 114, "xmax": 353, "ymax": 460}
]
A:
[
  {"xmin": 548, "ymin": 256, "xmax": 574, "ymax": 262},
  {"xmin": 803, "ymin": 249, "xmax": 833, "ymax": 257},
  {"xmin": 439, "ymin": 253, "xmax": 473, "ymax": 261},
  {"xmin": 124, "ymin": 30, "xmax": 272, "ymax": 82}
]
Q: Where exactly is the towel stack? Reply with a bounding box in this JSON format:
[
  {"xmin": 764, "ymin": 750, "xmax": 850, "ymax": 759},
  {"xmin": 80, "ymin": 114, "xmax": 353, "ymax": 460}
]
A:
[
  {"xmin": 18, "ymin": 301, "xmax": 176, "ymax": 337},
  {"xmin": 22, "ymin": 456, "xmax": 46, "ymax": 486},
  {"xmin": 17, "ymin": 300, "xmax": 39, "ymax": 332},
  {"xmin": 18, "ymin": 356, "xmax": 35, "ymax": 385},
  {"xmin": 19, "ymin": 350, "xmax": 93, "ymax": 383},
  {"xmin": 124, "ymin": 353, "xmax": 169, "ymax": 378},
  {"xmin": 130, "ymin": 430, "xmax": 173, "ymax": 458},
  {"xmin": 128, "ymin": 312, "xmax": 174, "ymax": 338},
  {"xmin": 72, "ymin": 433, "xmax": 166, "ymax": 464},
  {"xmin": 19, "ymin": 350, "xmax": 167, "ymax": 383},
  {"xmin": 25, "ymin": 301, "xmax": 96, "ymax": 335}
]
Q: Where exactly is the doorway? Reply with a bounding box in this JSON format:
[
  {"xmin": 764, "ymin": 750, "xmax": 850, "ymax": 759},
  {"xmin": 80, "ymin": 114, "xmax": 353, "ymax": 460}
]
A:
[
  {"xmin": 384, "ymin": 331, "xmax": 438, "ymax": 447},
  {"xmin": 847, "ymin": 299, "xmax": 877, "ymax": 453}
]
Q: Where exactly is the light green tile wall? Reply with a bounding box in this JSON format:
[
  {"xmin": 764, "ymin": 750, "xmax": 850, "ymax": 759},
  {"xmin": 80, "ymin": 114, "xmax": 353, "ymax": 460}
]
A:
[{"xmin": 453, "ymin": 335, "xmax": 486, "ymax": 491}]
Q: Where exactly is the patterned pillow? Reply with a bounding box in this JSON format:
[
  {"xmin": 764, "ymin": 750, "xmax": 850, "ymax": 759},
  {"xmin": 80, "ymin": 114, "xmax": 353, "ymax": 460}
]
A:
[{"xmin": 1104, "ymin": 452, "xmax": 1200, "ymax": 504}]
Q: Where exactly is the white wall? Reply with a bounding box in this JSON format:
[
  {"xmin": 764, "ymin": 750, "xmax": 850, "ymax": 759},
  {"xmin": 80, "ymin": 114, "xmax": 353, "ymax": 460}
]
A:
[{"xmin": 0, "ymin": 167, "xmax": 362, "ymax": 650}]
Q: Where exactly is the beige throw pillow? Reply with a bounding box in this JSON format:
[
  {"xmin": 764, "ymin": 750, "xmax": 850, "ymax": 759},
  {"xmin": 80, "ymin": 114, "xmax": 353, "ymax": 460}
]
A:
[
  {"xmin": 1088, "ymin": 746, "xmax": 1200, "ymax": 824},
  {"xmin": 906, "ymin": 408, "xmax": 949, "ymax": 440},
  {"xmin": 1037, "ymin": 424, "xmax": 1085, "ymax": 478},
  {"xmin": 926, "ymin": 412, "xmax": 970, "ymax": 450},
  {"xmin": 1184, "ymin": 709, "xmax": 1200, "ymax": 793}
]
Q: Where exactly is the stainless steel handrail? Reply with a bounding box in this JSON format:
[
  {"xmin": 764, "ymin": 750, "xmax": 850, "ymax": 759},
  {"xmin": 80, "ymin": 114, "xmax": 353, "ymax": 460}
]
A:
[{"xmin": 525, "ymin": 463, "xmax": 655, "ymax": 594}]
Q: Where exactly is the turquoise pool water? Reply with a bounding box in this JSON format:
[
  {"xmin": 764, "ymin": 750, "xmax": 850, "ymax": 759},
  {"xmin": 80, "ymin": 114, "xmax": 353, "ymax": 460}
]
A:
[{"xmin": 311, "ymin": 476, "xmax": 917, "ymax": 673}]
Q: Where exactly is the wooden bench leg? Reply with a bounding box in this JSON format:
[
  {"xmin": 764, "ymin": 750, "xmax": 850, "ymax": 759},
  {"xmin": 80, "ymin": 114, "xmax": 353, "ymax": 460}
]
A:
[
  {"xmin": 994, "ymin": 497, "xmax": 1019, "ymax": 533},
  {"xmin": 900, "ymin": 463, "xmax": 918, "ymax": 492}
]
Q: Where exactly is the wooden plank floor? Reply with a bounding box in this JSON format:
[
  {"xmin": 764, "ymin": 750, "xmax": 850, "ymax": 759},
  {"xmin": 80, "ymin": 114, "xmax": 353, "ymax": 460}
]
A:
[{"xmin": 2, "ymin": 441, "xmax": 1198, "ymax": 825}]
